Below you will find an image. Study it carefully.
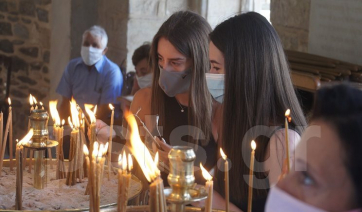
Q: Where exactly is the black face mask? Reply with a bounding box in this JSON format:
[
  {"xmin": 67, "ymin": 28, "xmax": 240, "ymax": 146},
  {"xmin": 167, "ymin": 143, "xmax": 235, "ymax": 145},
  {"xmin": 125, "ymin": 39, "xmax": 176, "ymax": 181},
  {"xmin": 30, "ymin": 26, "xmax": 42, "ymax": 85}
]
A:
[{"xmin": 158, "ymin": 66, "xmax": 191, "ymax": 97}]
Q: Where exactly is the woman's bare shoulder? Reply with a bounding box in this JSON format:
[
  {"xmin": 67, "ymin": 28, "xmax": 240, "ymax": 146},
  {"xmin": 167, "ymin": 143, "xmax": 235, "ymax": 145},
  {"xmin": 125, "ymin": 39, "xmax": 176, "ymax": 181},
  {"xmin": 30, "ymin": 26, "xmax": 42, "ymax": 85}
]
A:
[{"xmin": 130, "ymin": 87, "xmax": 152, "ymax": 115}]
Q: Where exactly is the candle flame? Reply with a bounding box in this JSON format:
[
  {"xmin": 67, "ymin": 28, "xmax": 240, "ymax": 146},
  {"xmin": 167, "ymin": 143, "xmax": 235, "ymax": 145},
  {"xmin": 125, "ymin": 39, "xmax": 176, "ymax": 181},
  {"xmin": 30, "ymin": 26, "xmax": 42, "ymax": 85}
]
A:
[
  {"xmin": 98, "ymin": 144, "xmax": 104, "ymax": 158},
  {"xmin": 62, "ymin": 119, "xmax": 65, "ymax": 126},
  {"xmin": 118, "ymin": 154, "xmax": 122, "ymax": 166},
  {"xmin": 92, "ymin": 142, "xmax": 99, "ymax": 158},
  {"xmin": 68, "ymin": 116, "xmax": 73, "ymax": 129},
  {"xmin": 32, "ymin": 96, "xmax": 37, "ymax": 104},
  {"xmin": 93, "ymin": 105, "xmax": 97, "ymax": 114},
  {"xmin": 83, "ymin": 144, "xmax": 89, "ymax": 156},
  {"xmin": 49, "ymin": 100, "xmax": 60, "ymax": 125},
  {"xmin": 109, "ymin": 104, "xmax": 114, "ymax": 110},
  {"xmin": 104, "ymin": 142, "xmax": 109, "ymax": 155},
  {"xmin": 124, "ymin": 109, "xmax": 159, "ymax": 182},
  {"xmin": 85, "ymin": 104, "xmax": 96, "ymax": 123},
  {"xmin": 17, "ymin": 129, "xmax": 33, "ymax": 146},
  {"xmin": 128, "ymin": 154, "xmax": 133, "ymax": 172},
  {"xmin": 285, "ymin": 109, "xmax": 290, "ymax": 117},
  {"xmin": 40, "ymin": 102, "xmax": 43, "ymax": 106},
  {"xmin": 251, "ymin": 140, "xmax": 256, "ymax": 150},
  {"xmin": 7, "ymin": 97, "xmax": 11, "ymax": 106},
  {"xmin": 220, "ymin": 148, "xmax": 227, "ymax": 160},
  {"xmin": 70, "ymin": 99, "xmax": 80, "ymax": 128},
  {"xmin": 200, "ymin": 163, "xmax": 212, "ymax": 181},
  {"xmin": 122, "ymin": 151, "xmax": 127, "ymax": 171},
  {"xmin": 29, "ymin": 94, "xmax": 33, "ymax": 105}
]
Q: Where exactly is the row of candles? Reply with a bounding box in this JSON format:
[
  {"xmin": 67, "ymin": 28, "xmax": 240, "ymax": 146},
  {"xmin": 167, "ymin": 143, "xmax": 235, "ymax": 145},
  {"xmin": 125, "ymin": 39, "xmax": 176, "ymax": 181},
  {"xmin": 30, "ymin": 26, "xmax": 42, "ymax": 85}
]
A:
[
  {"xmin": 1, "ymin": 93, "xmax": 293, "ymax": 212},
  {"xmin": 123, "ymin": 109, "xmax": 293, "ymax": 212}
]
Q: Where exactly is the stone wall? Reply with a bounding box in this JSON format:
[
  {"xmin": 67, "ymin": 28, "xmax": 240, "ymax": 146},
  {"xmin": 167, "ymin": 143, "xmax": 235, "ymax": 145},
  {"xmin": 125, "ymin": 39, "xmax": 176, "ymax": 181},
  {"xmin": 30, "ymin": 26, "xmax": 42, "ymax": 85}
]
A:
[
  {"xmin": 0, "ymin": 0, "xmax": 51, "ymax": 139},
  {"xmin": 270, "ymin": 0, "xmax": 311, "ymax": 52}
]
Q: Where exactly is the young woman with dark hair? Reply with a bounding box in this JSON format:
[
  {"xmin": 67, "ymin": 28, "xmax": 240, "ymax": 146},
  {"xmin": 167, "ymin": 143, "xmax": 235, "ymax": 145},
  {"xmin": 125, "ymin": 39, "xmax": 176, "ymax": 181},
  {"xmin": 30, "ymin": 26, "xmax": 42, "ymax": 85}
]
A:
[
  {"xmin": 266, "ymin": 84, "xmax": 362, "ymax": 212},
  {"xmin": 208, "ymin": 12, "xmax": 307, "ymax": 211},
  {"xmin": 129, "ymin": 11, "xmax": 220, "ymax": 181}
]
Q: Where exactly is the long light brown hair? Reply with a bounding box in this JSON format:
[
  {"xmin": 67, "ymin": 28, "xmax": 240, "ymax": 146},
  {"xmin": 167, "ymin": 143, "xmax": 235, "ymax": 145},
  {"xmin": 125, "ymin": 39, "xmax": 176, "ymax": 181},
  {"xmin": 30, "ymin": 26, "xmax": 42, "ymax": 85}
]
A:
[
  {"xmin": 150, "ymin": 11, "xmax": 213, "ymax": 144},
  {"xmin": 210, "ymin": 12, "xmax": 307, "ymax": 206}
]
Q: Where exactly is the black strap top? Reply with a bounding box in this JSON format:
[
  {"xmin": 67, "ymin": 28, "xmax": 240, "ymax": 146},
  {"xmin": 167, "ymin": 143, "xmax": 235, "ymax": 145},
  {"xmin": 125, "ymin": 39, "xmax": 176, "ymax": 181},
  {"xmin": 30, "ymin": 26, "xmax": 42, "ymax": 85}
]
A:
[{"xmin": 161, "ymin": 96, "xmax": 217, "ymax": 184}]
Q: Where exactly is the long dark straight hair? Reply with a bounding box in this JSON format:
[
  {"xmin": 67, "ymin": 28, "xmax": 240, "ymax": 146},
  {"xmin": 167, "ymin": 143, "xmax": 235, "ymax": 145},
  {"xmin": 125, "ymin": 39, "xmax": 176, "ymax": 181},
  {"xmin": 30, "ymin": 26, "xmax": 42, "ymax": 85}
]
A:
[
  {"xmin": 150, "ymin": 11, "xmax": 213, "ymax": 144},
  {"xmin": 210, "ymin": 12, "xmax": 307, "ymax": 205}
]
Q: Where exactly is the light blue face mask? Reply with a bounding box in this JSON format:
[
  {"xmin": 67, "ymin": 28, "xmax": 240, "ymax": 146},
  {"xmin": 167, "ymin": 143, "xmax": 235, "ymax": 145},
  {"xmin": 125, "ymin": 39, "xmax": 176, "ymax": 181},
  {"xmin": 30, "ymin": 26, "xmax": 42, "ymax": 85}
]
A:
[
  {"xmin": 206, "ymin": 73, "xmax": 224, "ymax": 103},
  {"xmin": 158, "ymin": 66, "xmax": 191, "ymax": 97}
]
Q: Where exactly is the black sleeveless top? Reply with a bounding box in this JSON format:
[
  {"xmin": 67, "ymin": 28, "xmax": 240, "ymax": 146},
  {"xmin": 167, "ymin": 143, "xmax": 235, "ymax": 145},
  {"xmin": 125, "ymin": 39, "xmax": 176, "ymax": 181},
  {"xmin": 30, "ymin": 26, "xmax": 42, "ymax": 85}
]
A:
[{"xmin": 161, "ymin": 96, "xmax": 217, "ymax": 184}]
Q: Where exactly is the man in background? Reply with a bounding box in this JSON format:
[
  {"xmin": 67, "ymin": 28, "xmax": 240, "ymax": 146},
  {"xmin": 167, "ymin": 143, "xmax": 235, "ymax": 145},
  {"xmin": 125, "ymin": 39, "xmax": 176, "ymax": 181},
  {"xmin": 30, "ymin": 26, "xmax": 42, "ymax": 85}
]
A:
[{"xmin": 56, "ymin": 25, "xmax": 123, "ymax": 122}]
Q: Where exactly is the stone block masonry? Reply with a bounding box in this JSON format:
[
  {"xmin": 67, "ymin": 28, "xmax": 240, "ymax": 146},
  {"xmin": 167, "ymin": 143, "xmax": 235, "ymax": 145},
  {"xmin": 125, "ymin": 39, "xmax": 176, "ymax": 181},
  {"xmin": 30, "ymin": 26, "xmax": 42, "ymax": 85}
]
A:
[{"xmin": 0, "ymin": 0, "xmax": 51, "ymax": 143}]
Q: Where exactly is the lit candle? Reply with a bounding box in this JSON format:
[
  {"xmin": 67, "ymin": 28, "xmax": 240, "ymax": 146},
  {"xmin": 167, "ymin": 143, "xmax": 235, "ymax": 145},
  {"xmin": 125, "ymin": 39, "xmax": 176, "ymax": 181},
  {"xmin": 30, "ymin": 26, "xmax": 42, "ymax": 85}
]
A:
[
  {"xmin": 15, "ymin": 129, "xmax": 34, "ymax": 210},
  {"xmin": 117, "ymin": 151, "xmax": 132, "ymax": 212},
  {"xmin": 15, "ymin": 139, "xmax": 23, "ymax": 210},
  {"xmin": 85, "ymin": 104, "xmax": 97, "ymax": 158},
  {"xmin": 0, "ymin": 98, "xmax": 12, "ymax": 175},
  {"xmin": 8, "ymin": 98, "xmax": 14, "ymax": 171},
  {"xmin": 92, "ymin": 142, "xmax": 99, "ymax": 212},
  {"xmin": 247, "ymin": 140, "xmax": 256, "ymax": 212},
  {"xmin": 83, "ymin": 144, "xmax": 93, "ymax": 211},
  {"xmin": 201, "ymin": 163, "xmax": 213, "ymax": 212},
  {"xmin": 108, "ymin": 104, "xmax": 114, "ymax": 180},
  {"xmin": 124, "ymin": 110, "xmax": 166, "ymax": 212},
  {"xmin": 285, "ymin": 109, "xmax": 291, "ymax": 173},
  {"xmin": 220, "ymin": 148, "xmax": 229, "ymax": 212},
  {"xmin": 39, "ymin": 102, "xmax": 44, "ymax": 110},
  {"xmin": 59, "ymin": 120, "xmax": 65, "ymax": 179},
  {"xmin": 32, "ymin": 96, "xmax": 38, "ymax": 110},
  {"xmin": 49, "ymin": 100, "xmax": 61, "ymax": 177}
]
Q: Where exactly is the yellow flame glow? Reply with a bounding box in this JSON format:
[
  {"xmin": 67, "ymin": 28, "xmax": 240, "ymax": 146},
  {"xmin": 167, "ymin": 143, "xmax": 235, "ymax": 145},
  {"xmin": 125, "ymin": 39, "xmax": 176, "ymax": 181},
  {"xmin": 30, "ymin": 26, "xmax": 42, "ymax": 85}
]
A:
[
  {"xmin": 118, "ymin": 154, "xmax": 122, "ymax": 166},
  {"xmin": 17, "ymin": 129, "xmax": 33, "ymax": 146},
  {"xmin": 93, "ymin": 105, "xmax": 97, "ymax": 115},
  {"xmin": 109, "ymin": 104, "xmax": 114, "ymax": 110},
  {"xmin": 84, "ymin": 104, "xmax": 96, "ymax": 123},
  {"xmin": 29, "ymin": 94, "xmax": 33, "ymax": 105},
  {"xmin": 83, "ymin": 144, "xmax": 89, "ymax": 156},
  {"xmin": 128, "ymin": 154, "xmax": 133, "ymax": 172},
  {"xmin": 124, "ymin": 110, "xmax": 159, "ymax": 182},
  {"xmin": 220, "ymin": 148, "xmax": 227, "ymax": 160},
  {"xmin": 7, "ymin": 97, "xmax": 11, "ymax": 106},
  {"xmin": 122, "ymin": 151, "xmax": 127, "ymax": 171},
  {"xmin": 285, "ymin": 109, "xmax": 290, "ymax": 117},
  {"xmin": 68, "ymin": 116, "xmax": 73, "ymax": 129},
  {"xmin": 49, "ymin": 100, "xmax": 60, "ymax": 125},
  {"xmin": 251, "ymin": 140, "xmax": 256, "ymax": 150},
  {"xmin": 70, "ymin": 99, "xmax": 79, "ymax": 128},
  {"xmin": 98, "ymin": 144, "xmax": 104, "ymax": 158},
  {"xmin": 92, "ymin": 142, "xmax": 99, "ymax": 158},
  {"xmin": 200, "ymin": 163, "xmax": 212, "ymax": 181},
  {"xmin": 32, "ymin": 96, "xmax": 37, "ymax": 104}
]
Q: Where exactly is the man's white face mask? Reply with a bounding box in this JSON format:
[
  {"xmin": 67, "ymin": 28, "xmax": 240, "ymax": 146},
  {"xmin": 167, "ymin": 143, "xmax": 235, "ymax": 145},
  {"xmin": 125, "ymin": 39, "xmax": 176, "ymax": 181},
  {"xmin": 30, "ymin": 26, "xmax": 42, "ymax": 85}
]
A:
[{"xmin": 81, "ymin": 46, "xmax": 104, "ymax": 66}]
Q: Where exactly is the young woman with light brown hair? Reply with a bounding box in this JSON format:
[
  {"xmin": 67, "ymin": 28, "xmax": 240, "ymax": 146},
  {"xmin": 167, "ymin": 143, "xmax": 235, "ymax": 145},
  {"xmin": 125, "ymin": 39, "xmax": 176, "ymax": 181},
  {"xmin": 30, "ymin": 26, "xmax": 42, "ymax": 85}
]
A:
[{"xmin": 129, "ymin": 11, "xmax": 220, "ymax": 182}]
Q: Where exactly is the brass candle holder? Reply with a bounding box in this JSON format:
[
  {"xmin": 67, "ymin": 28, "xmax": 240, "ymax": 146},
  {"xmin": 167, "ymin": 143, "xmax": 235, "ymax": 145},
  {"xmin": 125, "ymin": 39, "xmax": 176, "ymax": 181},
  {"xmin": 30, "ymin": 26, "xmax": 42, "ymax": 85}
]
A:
[
  {"xmin": 23, "ymin": 109, "xmax": 58, "ymax": 189},
  {"xmin": 166, "ymin": 146, "xmax": 207, "ymax": 212}
]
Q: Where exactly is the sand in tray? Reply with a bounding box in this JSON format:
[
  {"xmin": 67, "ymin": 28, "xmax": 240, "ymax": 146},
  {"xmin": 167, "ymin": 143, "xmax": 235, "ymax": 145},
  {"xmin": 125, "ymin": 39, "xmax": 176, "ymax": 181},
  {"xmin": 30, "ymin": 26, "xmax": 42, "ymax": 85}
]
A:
[{"xmin": 0, "ymin": 165, "xmax": 142, "ymax": 210}]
